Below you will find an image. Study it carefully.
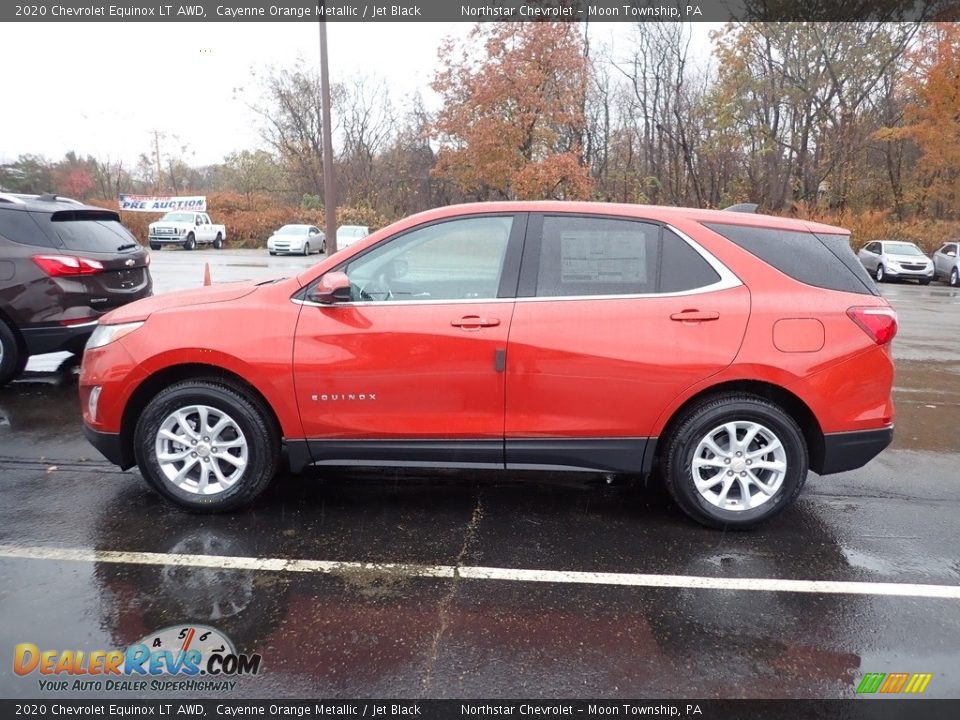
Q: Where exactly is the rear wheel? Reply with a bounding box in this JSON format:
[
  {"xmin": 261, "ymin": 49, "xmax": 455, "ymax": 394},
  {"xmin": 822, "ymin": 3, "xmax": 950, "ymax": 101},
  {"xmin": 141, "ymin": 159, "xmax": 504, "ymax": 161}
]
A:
[
  {"xmin": 133, "ymin": 380, "xmax": 280, "ymax": 512},
  {"xmin": 183, "ymin": 233, "xmax": 196, "ymax": 251},
  {"xmin": 0, "ymin": 320, "xmax": 26, "ymax": 387},
  {"xmin": 213, "ymin": 233, "xmax": 223, "ymax": 250},
  {"xmin": 952, "ymin": 268, "xmax": 959, "ymax": 288},
  {"xmin": 661, "ymin": 393, "xmax": 808, "ymax": 529},
  {"xmin": 875, "ymin": 264, "xmax": 886, "ymax": 282}
]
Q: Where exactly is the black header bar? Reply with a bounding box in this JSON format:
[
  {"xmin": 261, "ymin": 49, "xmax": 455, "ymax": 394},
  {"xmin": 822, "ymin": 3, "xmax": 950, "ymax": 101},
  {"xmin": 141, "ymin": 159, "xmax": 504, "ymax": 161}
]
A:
[{"xmin": 1, "ymin": 0, "xmax": 952, "ymax": 23}]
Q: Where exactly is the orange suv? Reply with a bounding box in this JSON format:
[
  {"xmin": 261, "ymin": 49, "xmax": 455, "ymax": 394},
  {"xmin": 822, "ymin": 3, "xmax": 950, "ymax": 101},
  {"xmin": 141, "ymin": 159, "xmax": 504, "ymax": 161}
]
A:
[{"xmin": 79, "ymin": 202, "xmax": 896, "ymax": 528}]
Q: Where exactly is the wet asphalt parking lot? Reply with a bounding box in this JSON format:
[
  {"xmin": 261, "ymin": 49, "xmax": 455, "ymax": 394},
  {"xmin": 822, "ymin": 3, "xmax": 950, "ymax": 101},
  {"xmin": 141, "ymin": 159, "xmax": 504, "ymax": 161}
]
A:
[{"xmin": 1, "ymin": 248, "xmax": 959, "ymax": 699}]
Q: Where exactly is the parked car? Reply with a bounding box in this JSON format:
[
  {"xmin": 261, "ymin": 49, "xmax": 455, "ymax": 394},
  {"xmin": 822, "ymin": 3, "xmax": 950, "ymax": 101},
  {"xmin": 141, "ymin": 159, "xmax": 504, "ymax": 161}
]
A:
[
  {"xmin": 857, "ymin": 240, "xmax": 933, "ymax": 284},
  {"xmin": 80, "ymin": 202, "xmax": 895, "ymax": 529},
  {"xmin": 0, "ymin": 192, "xmax": 152, "ymax": 387},
  {"xmin": 931, "ymin": 241, "xmax": 960, "ymax": 287},
  {"xmin": 148, "ymin": 211, "xmax": 226, "ymax": 251},
  {"xmin": 334, "ymin": 225, "xmax": 369, "ymax": 252},
  {"xmin": 267, "ymin": 224, "xmax": 325, "ymax": 256}
]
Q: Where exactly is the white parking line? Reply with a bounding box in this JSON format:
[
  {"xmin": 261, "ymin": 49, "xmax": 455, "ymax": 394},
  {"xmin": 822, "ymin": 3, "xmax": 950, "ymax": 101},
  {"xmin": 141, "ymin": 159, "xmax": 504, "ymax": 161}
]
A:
[{"xmin": 1, "ymin": 543, "xmax": 959, "ymax": 599}]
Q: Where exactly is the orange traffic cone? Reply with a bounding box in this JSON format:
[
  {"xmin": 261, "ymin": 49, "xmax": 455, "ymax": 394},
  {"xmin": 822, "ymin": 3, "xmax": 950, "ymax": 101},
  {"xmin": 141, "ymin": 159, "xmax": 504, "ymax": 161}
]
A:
[{"xmin": 203, "ymin": 263, "xmax": 212, "ymax": 286}]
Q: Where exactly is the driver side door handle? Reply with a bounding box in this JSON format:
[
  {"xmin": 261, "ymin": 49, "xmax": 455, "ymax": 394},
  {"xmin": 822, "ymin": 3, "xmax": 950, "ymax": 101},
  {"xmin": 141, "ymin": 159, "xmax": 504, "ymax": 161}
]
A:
[{"xmin": 451, "ymin": 315, "xmax": 501, "ymax": 329}]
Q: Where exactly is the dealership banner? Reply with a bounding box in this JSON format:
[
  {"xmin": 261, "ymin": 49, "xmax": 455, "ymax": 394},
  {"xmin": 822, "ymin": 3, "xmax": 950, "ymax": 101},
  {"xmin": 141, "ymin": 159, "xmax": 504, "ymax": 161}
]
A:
[{"xmin": 118, "ymin": 194, "xmax": 206, "ymax": 213}]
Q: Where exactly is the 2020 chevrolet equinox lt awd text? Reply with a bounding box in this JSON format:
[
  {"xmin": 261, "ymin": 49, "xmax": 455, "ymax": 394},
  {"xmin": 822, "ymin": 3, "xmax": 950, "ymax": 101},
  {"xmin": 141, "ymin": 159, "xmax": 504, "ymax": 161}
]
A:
[
  {"xmin": 80, "ymin": 202, "xmax": 896, "ymax": 529},
  {"xmin": 0, "ymin": 192, "xmax": 152, "ymax": 387}
]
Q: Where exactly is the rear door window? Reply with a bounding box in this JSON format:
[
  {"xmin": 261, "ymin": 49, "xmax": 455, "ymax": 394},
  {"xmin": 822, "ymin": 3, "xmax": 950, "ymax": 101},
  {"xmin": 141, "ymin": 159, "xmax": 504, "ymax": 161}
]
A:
[
  {"xmin": 41, "ymin": 210, "xmax": 141, "ymax": 254},
  {"xmin": 531, "ymin": 216, "xmax": 721, "ymax": 297},
  {"xmin": 705, "ymin": 223, "xmax": 878, "ymax": 296}
]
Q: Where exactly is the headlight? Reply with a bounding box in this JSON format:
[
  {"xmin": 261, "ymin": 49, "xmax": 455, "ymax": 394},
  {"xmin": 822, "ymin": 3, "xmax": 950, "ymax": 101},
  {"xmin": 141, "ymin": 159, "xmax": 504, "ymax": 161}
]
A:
[{"xmin": 85, "ymin": 321, "xmax": 145, "ymax": 351}]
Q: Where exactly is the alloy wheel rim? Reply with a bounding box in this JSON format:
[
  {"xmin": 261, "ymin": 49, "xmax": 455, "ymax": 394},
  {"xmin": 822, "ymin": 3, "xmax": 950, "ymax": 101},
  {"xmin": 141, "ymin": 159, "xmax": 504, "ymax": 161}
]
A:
[
  {"xmin": 691, "ymin": 420, "xmax": 787, "ymax": 512},
  {"xmin": 155, "ymin": 404, "xmax": 248, "ymax": 495}
]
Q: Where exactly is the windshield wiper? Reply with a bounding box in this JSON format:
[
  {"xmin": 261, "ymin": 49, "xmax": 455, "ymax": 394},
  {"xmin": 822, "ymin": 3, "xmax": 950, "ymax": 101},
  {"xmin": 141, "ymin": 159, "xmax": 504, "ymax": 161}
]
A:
[{"xmin": 117, "ymin": 243, "xmax": 138, "ymax": 251}]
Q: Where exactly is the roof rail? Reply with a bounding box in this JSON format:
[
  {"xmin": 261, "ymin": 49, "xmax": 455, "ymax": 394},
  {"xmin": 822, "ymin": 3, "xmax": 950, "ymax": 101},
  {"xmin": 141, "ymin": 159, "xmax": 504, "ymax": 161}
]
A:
[
  {"xmin": 35, "ymin": 193, "xmax": 83, "ymax": 205},
  {"xmin": 723, "ymin": 203, "xmax": 759, "ymax": 213},
  {"xmin": 0, "ymin": 192, "xmax": 27, "ymax": 205}
]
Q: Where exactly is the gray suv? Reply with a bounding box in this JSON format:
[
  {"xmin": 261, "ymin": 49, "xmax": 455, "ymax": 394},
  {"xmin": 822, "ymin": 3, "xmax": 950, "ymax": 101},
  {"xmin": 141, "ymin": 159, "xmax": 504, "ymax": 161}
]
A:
[
  {"xmin": 857, "ymin": 240, "xmax": 934, "ymax": 285},
  {"xmin": 0, "ymin": 193, "xmax": 152, "ymax": 386}
]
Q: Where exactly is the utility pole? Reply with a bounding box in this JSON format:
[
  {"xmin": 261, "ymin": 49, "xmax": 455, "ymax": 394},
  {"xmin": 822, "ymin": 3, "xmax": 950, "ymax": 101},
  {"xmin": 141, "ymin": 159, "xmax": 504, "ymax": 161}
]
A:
[
  {"xmin": 318, "ymin": 17, "xmax": 338, "ymax": 253},
  {"xmin": 152, "ymin": 130, "xmax": 163, "ymax": 192}
]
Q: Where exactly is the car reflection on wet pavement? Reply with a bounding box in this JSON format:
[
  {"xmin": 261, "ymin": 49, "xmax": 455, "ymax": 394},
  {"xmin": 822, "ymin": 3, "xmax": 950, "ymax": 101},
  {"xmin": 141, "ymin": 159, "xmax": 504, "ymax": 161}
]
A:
[{"xmin": 1, "ymin": 253, "xmax": 959, "ymax": 698}]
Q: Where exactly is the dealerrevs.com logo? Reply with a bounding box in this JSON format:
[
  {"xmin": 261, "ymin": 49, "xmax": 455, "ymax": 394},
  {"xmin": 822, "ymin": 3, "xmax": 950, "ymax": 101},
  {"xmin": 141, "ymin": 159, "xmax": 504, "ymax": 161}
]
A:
[{"xmin": 14, "ymin": 625, "xmax": 261, "ymax": 692}]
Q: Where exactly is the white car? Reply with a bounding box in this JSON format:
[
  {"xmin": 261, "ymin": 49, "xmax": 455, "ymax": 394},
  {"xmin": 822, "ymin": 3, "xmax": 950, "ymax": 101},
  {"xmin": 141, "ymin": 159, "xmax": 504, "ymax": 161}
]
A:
[
  {"xmin": 857, "ymin": 240, "xmax": 933, "ymax": 285},
  {"xmin": 148, "ymin": 212, "xmax": 226, "ymax": 251},
  {"xmin": 334, "ymin": 225, "xmax": 370, "ymax": 252},
  {"xmin": 932, "ymin": 241, "xmax": 960, "ymax": 287},
  {"xmin": 267, "ymin": 224, "xmax": 325, "ymax": 256}
]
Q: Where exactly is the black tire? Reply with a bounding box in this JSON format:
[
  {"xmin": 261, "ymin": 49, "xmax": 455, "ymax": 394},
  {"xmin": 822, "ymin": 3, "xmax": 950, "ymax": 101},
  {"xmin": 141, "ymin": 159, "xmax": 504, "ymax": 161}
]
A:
[
  {"xmin": 875, "ymin": 264, "xmax": 885, "ymax": 283},
  {"xmin": 268, "ymin": 251, "xmax": 277, "ymax": 256},
  {"xmin": 920, "ymin": 278, "xmax": 931, "ymax": 286},
  {"xmin": 302, "ymin": 241, "xmax": 310, "ymax": 256},
  {"xmin": 213, "ymin": 233, "xmax": 223, "ymax": 250},
  {"xmin": 150, "ymin": 243, "xmax": 161, "ymax": 251},
  {"xmin": 133, "ymin": 380, "xmax": 280, "ymax": 512},
  {"xmin": 952, "ymin": 268, "xmax": 959, "ymax": 288},
  {"xmin": 0, "ymin": 319, "xmax": 26, "ymax": 387},
  {"xmin": 661, "ymin": 393, "xmax": 808, "ymax": 529},
  {"xmin": 183, "ymin": 233, "xmax": 196, "ymax": 251},
  {"xmin": 320, "ymin": 239, "xmax": 326, "ymax": 254}
]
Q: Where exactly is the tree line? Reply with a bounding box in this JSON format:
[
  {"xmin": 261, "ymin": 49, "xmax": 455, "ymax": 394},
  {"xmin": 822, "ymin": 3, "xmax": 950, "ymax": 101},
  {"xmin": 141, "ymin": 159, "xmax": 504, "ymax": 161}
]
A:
[{"xmin": 2, "ymin": 21, "xmax": 958, "ymax": 237}]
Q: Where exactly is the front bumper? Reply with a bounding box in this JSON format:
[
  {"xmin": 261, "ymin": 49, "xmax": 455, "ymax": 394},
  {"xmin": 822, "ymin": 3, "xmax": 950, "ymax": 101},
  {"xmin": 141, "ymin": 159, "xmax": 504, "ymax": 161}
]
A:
[
  {"xmin": 22, "ymin": 320, "xmax": 99, "ymax": 356},
  {"xmin": 885, "ymin": 265, "xmax": 934, "ymax": 278},
  {"xmin": 815, "ymin": 426, "xmax": 894, "ymax": 475},
  {"xmin": 83, "ymin": 424, "xmax": 135, "ymax": 470}
]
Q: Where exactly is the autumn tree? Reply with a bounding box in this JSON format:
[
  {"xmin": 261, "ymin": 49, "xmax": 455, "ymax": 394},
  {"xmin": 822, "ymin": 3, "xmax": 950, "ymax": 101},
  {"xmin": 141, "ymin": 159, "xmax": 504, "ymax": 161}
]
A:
[
  {"xmin": 431, "ymin": 22, "xmax": 593, "ymax": 201},
  {"xmin": 891, "ymin": 23, "xmax": 960, "ymax": 217}
]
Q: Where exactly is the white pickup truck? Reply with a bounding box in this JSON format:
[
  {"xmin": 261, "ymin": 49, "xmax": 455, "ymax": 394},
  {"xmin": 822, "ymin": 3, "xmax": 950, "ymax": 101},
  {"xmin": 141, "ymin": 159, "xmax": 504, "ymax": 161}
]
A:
[{"xmin": 148, "ymin": 211, "xmax": 226, "ymax": 251}]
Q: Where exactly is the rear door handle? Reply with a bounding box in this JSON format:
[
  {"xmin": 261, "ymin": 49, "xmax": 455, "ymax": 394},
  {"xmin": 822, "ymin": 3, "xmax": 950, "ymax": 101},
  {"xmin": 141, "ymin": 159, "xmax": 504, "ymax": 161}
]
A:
[
  {"xmin": 670, "ymin": 310, "xmax": 720, "ymax": 323},
  {"xmin": 451, "ymin": 315, "xmax": 501, "ymax": 329}
]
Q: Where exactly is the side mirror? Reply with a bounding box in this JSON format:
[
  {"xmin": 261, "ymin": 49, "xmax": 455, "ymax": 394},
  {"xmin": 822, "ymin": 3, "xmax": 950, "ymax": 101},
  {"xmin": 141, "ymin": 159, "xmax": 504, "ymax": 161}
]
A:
[{"xmin": 308, "ymin": 271, "xmax": 351, "ymax": 304}]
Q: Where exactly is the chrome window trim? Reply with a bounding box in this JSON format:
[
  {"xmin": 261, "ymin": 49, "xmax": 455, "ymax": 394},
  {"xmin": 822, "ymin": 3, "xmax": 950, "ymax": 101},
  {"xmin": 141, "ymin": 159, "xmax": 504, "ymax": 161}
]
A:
[{"xmin": 292, "ymin": 222, "xmax": 742, "ymax": 308}]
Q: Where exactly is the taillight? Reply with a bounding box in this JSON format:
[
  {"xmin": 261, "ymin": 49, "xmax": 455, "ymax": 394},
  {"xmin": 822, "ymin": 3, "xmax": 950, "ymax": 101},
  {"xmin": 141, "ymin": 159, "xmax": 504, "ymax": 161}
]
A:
[
  {"xmin": 32, "ymin": 255, "xmax": 104, "ymax": 277},
  {"xmin": 847, "ymin": 306, "xmax": 898, "ymax": 345}
]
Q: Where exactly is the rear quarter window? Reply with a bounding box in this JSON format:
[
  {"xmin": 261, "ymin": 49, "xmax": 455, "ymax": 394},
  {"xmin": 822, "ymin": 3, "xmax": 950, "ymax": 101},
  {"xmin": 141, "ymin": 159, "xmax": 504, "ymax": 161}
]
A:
[
  {"xmin": 704, "ymin": 222, "xmax": 878, "ymax": 296},
  {"xmin": 0, "ymin": 207, "xmax": 59, "ymax": 248}
]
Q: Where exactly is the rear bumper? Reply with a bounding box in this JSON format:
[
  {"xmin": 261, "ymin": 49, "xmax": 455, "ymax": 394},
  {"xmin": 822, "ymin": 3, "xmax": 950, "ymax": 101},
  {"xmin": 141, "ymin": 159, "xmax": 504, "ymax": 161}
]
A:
[
  {"xmin": 82, "ymin": 424, "xmax": 135, "ymax": 470},
  {"xmin": 815, "ymin": 426, "xmax": 894, "ymax": 475},
  {"xmin": 22, "ymin": 321, "xmax": 99, "ymax": 356}
]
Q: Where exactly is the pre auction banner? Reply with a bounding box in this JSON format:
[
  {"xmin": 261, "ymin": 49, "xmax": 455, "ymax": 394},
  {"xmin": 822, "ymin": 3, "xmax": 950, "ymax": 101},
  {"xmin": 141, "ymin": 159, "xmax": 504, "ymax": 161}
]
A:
[{"xmin": 118, "ymin": 194, "xmax": 207, "ymax": 212}]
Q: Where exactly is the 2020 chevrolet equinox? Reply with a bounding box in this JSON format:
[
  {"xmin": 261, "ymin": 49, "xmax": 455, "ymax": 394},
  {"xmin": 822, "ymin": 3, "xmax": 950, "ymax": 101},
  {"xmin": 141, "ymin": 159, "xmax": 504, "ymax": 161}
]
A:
[{"xmin": 80, "ymin": 202, "xmax": 896, "ymax": 528}]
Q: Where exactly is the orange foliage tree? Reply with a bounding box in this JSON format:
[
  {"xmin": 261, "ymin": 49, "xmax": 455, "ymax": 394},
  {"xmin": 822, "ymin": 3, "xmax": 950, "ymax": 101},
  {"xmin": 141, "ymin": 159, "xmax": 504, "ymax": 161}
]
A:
[
  {"xmin": 431, "ymin": 22, "xmax": 593, "ymax": 201},
  {"xmin": 896, "ymin": 23, "xmax": 960, "ymax": 216}
]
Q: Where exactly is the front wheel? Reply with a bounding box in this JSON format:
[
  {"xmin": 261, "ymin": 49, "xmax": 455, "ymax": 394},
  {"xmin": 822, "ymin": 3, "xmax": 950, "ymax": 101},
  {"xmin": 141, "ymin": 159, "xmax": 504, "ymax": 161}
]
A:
[
  {"xmin": 133, "ymin": 380, "xmax": 280, "ymax": 512},
  {"xmin": 213, "ymin": 233, "xmax": 224, "ymax": 250},
  {"xmin": 661, "ymin": 393, "xmax": 808, "ymax": 529},
  {"xmin": 183, "ymin": 233, "xmax": 197, "ymax": 251},
  {"xmin": 920, "ymin": 278, "xmax": 931, "ymax": 286},
  {"xmin": 150, "ymin": 242, "xmax": 161, "ymax": 251},
  {"xmin": 875, "ymin": 265, "xmax": 886, "ymax": 282},
  {"xmin": 320, "ymin": 239, "xmax": 327, "ymax": 254},
  {"xmin": 952, "ymin": 268, "xmax": 959, "ymax": 288},
  {"xmin": 302, "ymin": 242, "xmax": 310, "ymax": 256}
]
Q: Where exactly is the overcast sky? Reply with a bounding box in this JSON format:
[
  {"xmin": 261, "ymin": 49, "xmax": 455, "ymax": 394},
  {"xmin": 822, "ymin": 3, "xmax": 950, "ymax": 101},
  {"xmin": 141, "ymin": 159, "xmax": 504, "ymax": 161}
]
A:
[{"xmin": 0, "ymin": 22, "xmax": 717, "ymax": 168}]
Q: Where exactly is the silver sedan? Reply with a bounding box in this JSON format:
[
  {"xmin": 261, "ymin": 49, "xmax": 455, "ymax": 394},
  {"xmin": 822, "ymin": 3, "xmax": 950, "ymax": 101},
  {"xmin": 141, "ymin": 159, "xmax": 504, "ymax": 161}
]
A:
[{"xmin": 857, "ymin": 240, "xmax": 934, "ymax": 285}]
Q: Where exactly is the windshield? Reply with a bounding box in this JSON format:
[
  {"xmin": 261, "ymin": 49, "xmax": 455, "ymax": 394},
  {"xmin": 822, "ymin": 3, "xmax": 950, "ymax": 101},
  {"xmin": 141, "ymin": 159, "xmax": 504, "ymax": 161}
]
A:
[
  {"xmin": 277, "ymin": 225, "xmax": 309, "ymax": 235},
  {"xmin": 338, "ymin": 226, "xmax": 366, "ymax": 238},
  {"xmin": 160, "ymin": 212, "xmax": 194, "ymax": 223},
  {"xmin": 885, "ymin": 242, "xmax": 924, "ymax": 256}
]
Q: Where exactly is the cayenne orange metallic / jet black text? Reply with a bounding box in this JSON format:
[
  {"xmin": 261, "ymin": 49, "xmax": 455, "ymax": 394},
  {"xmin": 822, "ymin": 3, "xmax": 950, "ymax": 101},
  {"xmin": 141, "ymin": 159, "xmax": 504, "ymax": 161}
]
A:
[{"xmin": 80, "ymin": 202, "xmax": 896, "ymax": 528}]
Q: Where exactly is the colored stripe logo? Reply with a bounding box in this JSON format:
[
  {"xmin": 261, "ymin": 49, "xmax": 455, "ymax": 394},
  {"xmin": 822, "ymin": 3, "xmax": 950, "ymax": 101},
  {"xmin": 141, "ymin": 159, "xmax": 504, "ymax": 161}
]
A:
[{"xmin": 857, "ymin": 672, "xmax": 932, "ymax": 694}]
